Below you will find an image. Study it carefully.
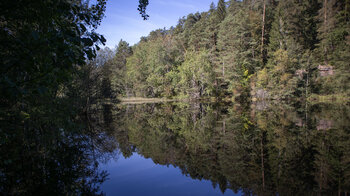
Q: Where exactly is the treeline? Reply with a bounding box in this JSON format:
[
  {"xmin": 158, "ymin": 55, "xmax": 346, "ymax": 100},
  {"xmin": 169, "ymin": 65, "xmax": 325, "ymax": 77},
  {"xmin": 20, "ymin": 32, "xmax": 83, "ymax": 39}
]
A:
[{"xmin": 100, "ymin": 0, "xmax": 350, "ymax": 101}]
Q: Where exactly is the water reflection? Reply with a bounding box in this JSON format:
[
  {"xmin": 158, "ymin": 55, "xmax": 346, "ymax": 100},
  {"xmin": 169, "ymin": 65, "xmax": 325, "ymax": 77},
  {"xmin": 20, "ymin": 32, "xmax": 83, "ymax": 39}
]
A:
[
  {"xmin": 109, "ymin": 102, "xmax": 350, "ymax": 195},
  {"xmin": 101, "ymin": 153, "xmax": 237, "ymax": 196},
  {"xmin": 1, "ymin": 101, "xmax": 349, "ymax": 195},
  {"xmin": 0, "ymin": 100, "xmax": 117, "ymax": 195}
]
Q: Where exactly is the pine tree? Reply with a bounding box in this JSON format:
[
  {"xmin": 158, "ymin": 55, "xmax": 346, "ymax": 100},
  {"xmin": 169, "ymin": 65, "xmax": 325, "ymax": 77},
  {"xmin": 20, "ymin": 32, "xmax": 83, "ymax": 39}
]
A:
[
  {"xmin": 207, "ymin": 0, "xmax": 227, "ymax": 96},
  {"xmin": 263, "ymin": 0, "xmax": 304, "ymax": 99},
  {"xmin": 314, "ymin": 0, "xmax": 350, "ymax": 95},
  {"xmin": 112, "ymin": 40, "xmax": 132, "ymax": 96},
  {"xmin": 316, "ymin": 0, "xmax": 337, "ymax": 65},
  {"xmin": 181, "ymin": 13, "xmax": 201, "ymax": 50},
  {"xmin": 217, "ymin": 0, "xmax": 227, "ymax": 21},
  {"xmin": 189, "ymin": 12, "xmax": 209, "ymax": 51},
  {"xmin": 218, "ymin": 5, "xmax": 256, "ymax": 99}
]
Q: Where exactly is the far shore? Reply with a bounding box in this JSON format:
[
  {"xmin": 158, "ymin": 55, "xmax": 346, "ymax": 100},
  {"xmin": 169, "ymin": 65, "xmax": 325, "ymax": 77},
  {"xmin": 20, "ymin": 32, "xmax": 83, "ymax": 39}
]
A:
[
  {"xmin": 119, "ymin": 97, "xmax": 174, "ymax": 104},
  {"xmin": 119, "ymin": 94, "xmax": 350, "ymax": 105}
]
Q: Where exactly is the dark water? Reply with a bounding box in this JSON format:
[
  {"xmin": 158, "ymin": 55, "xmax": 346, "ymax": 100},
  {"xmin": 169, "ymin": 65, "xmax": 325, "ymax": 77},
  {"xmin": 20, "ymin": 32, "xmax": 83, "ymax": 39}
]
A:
[
  {"xmin": 1, "ymin": 101, "xmax": 350, "ymax": 195},
  {"xmin": 99, "ymin": 102, "xmax": 350, "ymax": 196}
]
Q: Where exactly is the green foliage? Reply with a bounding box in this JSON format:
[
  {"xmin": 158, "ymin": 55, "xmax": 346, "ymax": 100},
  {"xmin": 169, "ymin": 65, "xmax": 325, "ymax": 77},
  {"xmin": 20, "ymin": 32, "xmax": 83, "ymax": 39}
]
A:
[
  {"xmin": 217, "ymin": 0, "xmax": 227, "ymax": 21},
  {"xmin": 217, "ymin": 6, "xmax": 258, "ymax": 99},
  {"xmin": 178, "ymin": 50, "xmax": 215, "ymax": 98},
  {"xmin": 257, "ymin": 68, "xmax": 268, "ymax": 88},
  {"xmin": 110, "ymin": 40, "xmax": 133, "ymax": 96},
  {"xmin": 0, "ymin": 0, "xmax": 107, "ymax": 106},
  {"xmin": 120, "ymin": 0, "xmax": 349, "ymax": 101}
]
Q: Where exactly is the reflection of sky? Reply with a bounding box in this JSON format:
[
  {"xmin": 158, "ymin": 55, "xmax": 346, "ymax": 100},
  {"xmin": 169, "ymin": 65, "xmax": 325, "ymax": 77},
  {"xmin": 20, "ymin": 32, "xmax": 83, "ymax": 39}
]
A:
[
  {"xmin": 96, "ymin": 0, "xmax": 216, "ymax": 48},
  {"xmin": 100, "ymin": 153, "xmax": 239, "ymax": 196}
]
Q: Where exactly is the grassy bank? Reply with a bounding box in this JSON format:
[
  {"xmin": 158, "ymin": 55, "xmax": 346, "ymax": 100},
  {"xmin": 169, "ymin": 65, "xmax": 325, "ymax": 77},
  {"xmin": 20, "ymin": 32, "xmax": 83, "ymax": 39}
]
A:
[
  {"xmin": 307, "ymin": 94, "xmax": 350, "ymax": 104},
  {"xmin": 119, "ymin": 96, "xmax": 227, "ymax": 104},
  {"xmin": 119, "ymin": 97, "xmax": 174, "ymax": 104}
]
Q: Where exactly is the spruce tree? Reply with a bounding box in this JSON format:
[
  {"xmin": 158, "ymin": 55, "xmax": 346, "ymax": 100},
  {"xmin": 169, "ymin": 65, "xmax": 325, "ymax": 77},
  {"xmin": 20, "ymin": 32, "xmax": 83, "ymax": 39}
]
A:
[
  {"xmin": 112, "ymin": 40, "xmax": 132, "ymax": 96},
  {"xmin": 217, "ymin": 0, "xmax": 227, "ymax": 21},
  {"xmin": 207, "ymin": 0, "xmax": 227, "ymax": 96},
  {"xmin": 314, "ymin": 0, "xmax": 350, "ymax": 95},
  {"xmin": 218, "ymin": 5, "xmax": 256, "ymax": 99}
]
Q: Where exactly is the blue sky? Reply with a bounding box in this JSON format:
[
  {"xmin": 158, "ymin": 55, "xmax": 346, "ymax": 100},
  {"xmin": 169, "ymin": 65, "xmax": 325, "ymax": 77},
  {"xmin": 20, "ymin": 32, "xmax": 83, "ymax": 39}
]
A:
[{"xmin": 97, "ymin": 0, "xmax": 217, "ymax": 48}]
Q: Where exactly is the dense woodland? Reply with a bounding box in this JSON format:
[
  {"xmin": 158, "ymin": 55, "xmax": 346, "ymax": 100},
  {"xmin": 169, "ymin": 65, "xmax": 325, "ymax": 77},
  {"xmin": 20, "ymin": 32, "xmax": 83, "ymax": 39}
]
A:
[
  {"xmin": 95, "ymin": 0, "xmax": 350, "ymax": 101},
  {"xmin": 0, "ymin": 0, "xmax": 349, "ymax": 195}
]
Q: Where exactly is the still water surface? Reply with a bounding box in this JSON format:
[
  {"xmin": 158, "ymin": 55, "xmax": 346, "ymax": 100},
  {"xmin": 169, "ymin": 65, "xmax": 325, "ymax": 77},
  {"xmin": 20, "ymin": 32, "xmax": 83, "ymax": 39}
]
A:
[
  {"xmin": 101, "ymin": 153, "xmax": 237, "ymax": 195},
  {"xmin": 1, "ymin": 101, "xmax": 349, "ymax": 195},
  {"xmin": 98, "ymin": 102, "xmax": 350, "ymax": 195}
]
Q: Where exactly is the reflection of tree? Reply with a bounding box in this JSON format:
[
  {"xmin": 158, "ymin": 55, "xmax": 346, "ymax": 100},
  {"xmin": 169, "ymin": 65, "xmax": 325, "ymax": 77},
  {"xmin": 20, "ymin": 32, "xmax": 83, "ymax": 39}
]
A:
[
  {"xmin": 311, "ymin": 104, "xmax": 350, "ymax": 194},
  {"xmin": 113, "ymin": 102, "xmax": 350, "ymax": 195},
  {"xmin": 0, "ymin": 98, "xmax": 118, "ymax": 195}
]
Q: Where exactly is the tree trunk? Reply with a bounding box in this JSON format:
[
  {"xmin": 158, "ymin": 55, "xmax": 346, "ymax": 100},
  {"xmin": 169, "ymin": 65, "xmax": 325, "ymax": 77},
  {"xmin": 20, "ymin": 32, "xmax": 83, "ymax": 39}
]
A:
[
  {"xmin": 324, "ymin": 0, "xmax": 328, "ymax": 64},
  {"xmin": 261, "ymin": 131, "xmax": 265, "ymax": 191},
  {"xmin": 261, "ymin": 0, "xmax": 266, "ymax": 65},
  {"xmin": 346, "ymin": 0, "xmax": 349, "ymax": 25},
  {"xmin": 222, "ymin": 60, "xmax": 225, "ymax": 78}
]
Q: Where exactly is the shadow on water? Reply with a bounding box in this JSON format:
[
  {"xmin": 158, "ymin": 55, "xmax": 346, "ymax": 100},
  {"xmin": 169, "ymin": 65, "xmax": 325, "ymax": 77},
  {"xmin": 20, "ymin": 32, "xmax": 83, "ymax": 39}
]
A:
[
  {"xmin": 1, "ymin": 100, "xmax": 349, "ymax": 195},
  {"xmin": 0, "ymin": 97, "xmax": 118, "ymax": 195}
]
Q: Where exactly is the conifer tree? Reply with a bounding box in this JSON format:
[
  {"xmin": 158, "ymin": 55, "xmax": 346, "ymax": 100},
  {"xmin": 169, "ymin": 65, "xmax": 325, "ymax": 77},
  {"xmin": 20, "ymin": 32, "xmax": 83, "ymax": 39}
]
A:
[
  {"xmin": 316, "ymin": 0, "xmax": 337, "ymax": 65},
  {"xmin": 218, "ymin": 5, "xmax": 256, "ymax": 99},
  {"xmin": 314, "ymin": 0, "xmax": 350, "ymax": 95},
  {"xmin": 217, "ymin": 0, "xmax": 227, "ymax": 21},
  {"xmin": 207, "ymin": 0, "xmax": 227, "ymax": 96},
  {"xmin": 112, "ymin": 40, "xmax": 132, "ymax": 96}
]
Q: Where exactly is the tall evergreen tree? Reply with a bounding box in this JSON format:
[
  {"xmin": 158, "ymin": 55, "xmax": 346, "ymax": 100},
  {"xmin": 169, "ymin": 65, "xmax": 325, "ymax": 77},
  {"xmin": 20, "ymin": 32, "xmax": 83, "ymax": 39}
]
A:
[
  {"xmin": 218, "ymin": 5, "xmax": 256, "ymax": 99},
  {"xmin": 217, "ymin": 0, "xmax": 227, "ymax": 21},
  {"xmin": 313, "ymin": 0, "xmax": 350, "ymax": 95},
  {"xmin": 112, "ymin": 40, "xmax": 132, "ymax": 96}
]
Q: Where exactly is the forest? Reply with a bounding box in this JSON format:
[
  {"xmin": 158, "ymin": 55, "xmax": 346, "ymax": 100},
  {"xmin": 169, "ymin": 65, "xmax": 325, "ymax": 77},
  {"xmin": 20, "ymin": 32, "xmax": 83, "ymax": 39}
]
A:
[
  {"xmin": 94, "ymin": 0, "xmax": 350, "ymax": 102},
  {"xmin": 0, "ymin": 0, "xmax": 349, "ymax": 195}
]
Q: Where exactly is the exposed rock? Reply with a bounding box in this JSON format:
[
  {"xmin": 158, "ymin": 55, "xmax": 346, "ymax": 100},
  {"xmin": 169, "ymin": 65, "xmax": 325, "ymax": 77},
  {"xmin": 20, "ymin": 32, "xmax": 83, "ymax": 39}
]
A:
[
  {"xmin": 318, "ymin": 65, "xmax": 334, "ymax": 77},
  {"xmin": 255, "ymin": 88, "xmax": 269, "ymax": 100},
  {"xmin": 254, "ymin": 101, "xmax": 269, "ymax": 111},
  {"xmin": 317, "ymin": 119, "xmax": 333, "ymax": 130},
  {"xmin": 295, "ymin": 118, "xmax": 305, "ymax": 127},
  {"xmin": 295, "ymin": 69, "xmax": 306, "ymax": 79}
]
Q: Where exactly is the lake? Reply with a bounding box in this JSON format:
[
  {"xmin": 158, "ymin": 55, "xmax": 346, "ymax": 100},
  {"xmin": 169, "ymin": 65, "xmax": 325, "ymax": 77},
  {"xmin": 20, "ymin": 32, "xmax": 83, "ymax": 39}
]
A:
[
  {"xmin": 98, "ymin": 101, "xmax": 350, "ymax": 195},
  {"xmin": 0, "ymin": 101, "xmax": 349, "ymax": 195}
]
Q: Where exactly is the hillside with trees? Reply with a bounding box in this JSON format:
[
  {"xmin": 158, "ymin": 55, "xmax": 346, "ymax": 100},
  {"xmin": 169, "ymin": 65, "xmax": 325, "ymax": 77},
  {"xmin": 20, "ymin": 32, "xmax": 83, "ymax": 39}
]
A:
[{"xmin": 98, "ymin": 0, "xmax": 349, "ymax": 102}]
